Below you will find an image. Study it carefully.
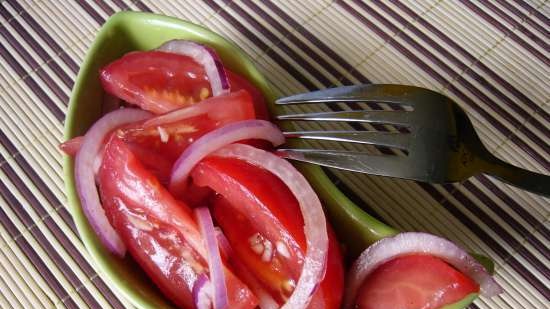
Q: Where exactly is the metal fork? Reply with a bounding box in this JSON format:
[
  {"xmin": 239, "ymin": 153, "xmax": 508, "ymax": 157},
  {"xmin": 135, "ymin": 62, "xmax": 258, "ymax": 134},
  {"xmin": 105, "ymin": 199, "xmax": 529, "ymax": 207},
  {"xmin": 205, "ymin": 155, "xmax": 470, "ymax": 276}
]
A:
[{"xmin": 275, "ymin": 84, "xmax": 550, "ymax": 197}]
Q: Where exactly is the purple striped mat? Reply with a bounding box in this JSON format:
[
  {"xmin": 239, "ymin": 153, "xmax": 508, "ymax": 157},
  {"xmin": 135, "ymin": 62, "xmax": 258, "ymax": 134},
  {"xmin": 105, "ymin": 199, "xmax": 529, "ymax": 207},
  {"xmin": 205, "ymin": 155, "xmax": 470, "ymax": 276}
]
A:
[{"xmin": 0, "ymin": 0, "xmax": 547, "ymax": 308}]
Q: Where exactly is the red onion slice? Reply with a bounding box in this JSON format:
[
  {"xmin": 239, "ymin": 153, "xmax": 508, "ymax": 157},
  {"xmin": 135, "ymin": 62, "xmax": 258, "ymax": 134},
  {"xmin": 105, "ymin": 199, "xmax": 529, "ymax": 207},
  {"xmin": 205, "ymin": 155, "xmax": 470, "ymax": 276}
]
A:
[
  {"xmin": 343, "ymin": 232, "xmax": 503, "ymax": 308},
  {"xmin": 213, "ymin": 143, "xmax": 329, "ymax": 309},
  {"xmin": 193, "ymin": 274, "xmax": 213, "ymax": 309},
  {"xmin": 195, "ymin": 207, "xmax": 228, "ymax": 309},
  {"xmin": 158, "ymin": 40, "xmax": 230, "ymax": 97},
  {"xmin": 75, "ymin": 108, "xmax": 152, "ymax": 257},
  {"xmin": 169, "ymin": 120, "xmax": 285, "ymax": 193}
]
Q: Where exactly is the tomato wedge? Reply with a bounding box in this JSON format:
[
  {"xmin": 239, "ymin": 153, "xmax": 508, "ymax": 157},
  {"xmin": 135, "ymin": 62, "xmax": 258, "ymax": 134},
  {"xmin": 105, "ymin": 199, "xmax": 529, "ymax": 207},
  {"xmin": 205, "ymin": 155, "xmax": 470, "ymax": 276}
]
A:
[
  {"xmin": 191, "ymin": 156, "xmax": 344, "ymax": 308},
  {"xmin": 98, "ymin": 137, "xmax": 258, "ymax": 309},
  {"xmin": 355, "ymin": 254, "xmax": 479, "ymax": 309},
  {"xmin": 100, "ymin": 51, "xmax": 211, "ymax": 114},
  {"xmin": 59, "ymin": 136, "xmax": 83, "ymax": 156},
  {"xmin": 119, "ymin": 90, "xmax": 256, "ymax": 164},
  {"xmin": 226, "ymin": 70, "xmax": 269, "ymax": 120},
  {"xmin": 100, "ymin": 51, "xmax": 268, "ymax": 117}
]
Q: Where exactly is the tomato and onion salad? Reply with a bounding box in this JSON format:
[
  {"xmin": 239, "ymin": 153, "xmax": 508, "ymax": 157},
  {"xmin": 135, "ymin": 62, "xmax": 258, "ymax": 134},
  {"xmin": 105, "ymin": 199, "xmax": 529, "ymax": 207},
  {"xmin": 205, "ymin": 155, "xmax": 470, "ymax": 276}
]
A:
[{"xmin": 63, "ymin": 40, "xmax": 500, "ymax": 309}]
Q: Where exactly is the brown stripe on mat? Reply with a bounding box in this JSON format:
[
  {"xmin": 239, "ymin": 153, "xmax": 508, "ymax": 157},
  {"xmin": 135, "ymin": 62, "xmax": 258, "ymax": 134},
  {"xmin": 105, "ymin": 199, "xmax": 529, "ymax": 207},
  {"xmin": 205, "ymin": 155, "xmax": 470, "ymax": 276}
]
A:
[
  {"xmin": 475, "ymin": 175, "xmax": 550, "ymax": 241},
  {"xmin": 114, "ymin": 0, "xmax": 133, "ymax": 11},
  {"xmin": 241, "ymin": 0, "xmax": 402, "ymax": 127},
  {"xmin": 0, "ymin": 42, "xmax": 65, "ymax": 121},
  {"xmin": 135, "ymin": 0, "xmax": 152, "ymax": 12},
  {"xmin": 441, "ymin": 183, "xmax": 550, "ymax": 279},
  {"xmin": 202, "ymin": 0, "xmax": 549, "ymax": 298},
  {"xmin": 203, "ymin": 0, "xmax": 318, "ymax": 90},
  {"xmin": 0, "ymin": 3, "xmax": 73, "ymax": 89},
  {"xmin": 478, "ymin": 0, "xmax": 550, "ymax": 50},
  {"xmin": 338, "ymin": 1, "xmax": 550, "ymax": 170},
  {"xmin": 0, "ymin": 131, "xmax": 125, "ymax": 308},
  {"xmin": 58, "ymin": 204, "xmax": 79, "ymax": 236},
  {"xmin": 420, "ymin": 183, "xmax": 550, "ymax": 301},
  {"xmin": 242, "ymin": 0, "xmax": 354, "ymax": 85},
  {"xmin": 12, "ymin": 173, "xmax": 124, "ymax": 308},
  {"xmin": 0, "ymin": 130, "xmax": 64, "ymax": 216},
  {"xmin": 0, "ymin": 20, "xmax": 69, "ymax": 104},
  {"xmin": 460, "ymin": 0, "xmax": 549, "ymax": 66},
  {"xmin": 383, "ymin": 0, "xmax": 550, "ymax": 129},
  {"xmin": 461, "ymin": 181, "xmax": 549, "ymax": 260},
  {"xmin": 222, "ymin": 1, "xmax": 336, "ymax": 87},
  {"xmin": 76, "ymin": 0, "xmax": 106, "ymax": 24},
  {"xmin": 0, "ymin": 184, "xmax": 79, "ymax": 309},
  {"xmin": 0, "ymin": 156, "xmax": 103, "ymax": 308},
  {"xmin": 94, "ymin": 0, "xmax": 117, "ymax": 15},
  {"xmin": 5, "ymin": 0, "xmax": 79, "ymax": 74},
  {"xmin": 515, "ymin": 0, "xmax": 550, "ymax": 26},
  {"xmin": 495, "ymin": 0, "xmax": 550, "ymax": 38},
  {"xmin": 261, "ymin": 0, "xmax": 371, "ymax": 84},
  {"xmin": 82, "ymin": 0, "xmax": 133, "ymax": 24}
]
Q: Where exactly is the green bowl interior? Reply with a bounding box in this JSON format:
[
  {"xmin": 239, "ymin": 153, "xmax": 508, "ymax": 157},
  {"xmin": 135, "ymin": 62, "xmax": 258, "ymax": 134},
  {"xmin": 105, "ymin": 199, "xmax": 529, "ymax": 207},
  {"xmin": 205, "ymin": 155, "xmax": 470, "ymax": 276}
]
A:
[{"xmin": 64, "ymin": 11, "xmax": 476, "ymax": 309}]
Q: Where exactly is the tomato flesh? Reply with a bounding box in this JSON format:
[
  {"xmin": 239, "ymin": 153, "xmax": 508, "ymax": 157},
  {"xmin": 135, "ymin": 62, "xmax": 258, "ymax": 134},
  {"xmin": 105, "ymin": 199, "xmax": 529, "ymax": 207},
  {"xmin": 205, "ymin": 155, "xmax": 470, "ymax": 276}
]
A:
[
  {"xmin": 98, "ymin": 137, "xmax": 258, "ymax": 309},
  {"xmin": 100, "ymin": 51, "xmax": 268, "ymax": 116},
  {"xmin": 355, "ymin": 254, "xmax": 479, "ymax": 309},
  {"xmin": 226, "ymin": 70, "xmax": 269, "ymax": 120},
  {"xmin": 59, "ymin": 136, "xmax": 83, "ymax": 156},
  {"xmin": 119, "ymin": 90, "xmax": 255, "ymax": 163},
  {"xmin": 101, "ymin": 51, "xmax": 212, "ymax": 114},
  {"xmin": 191, "ymin": 156, "xmax": 344, "ymax": 308}
]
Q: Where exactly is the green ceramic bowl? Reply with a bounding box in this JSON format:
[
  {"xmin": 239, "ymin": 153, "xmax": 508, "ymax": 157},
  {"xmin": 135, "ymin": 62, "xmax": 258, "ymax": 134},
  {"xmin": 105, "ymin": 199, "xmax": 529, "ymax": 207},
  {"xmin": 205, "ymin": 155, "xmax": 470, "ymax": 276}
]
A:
[{"xmin": 64, "ymin": 11, "xmax": 477, "ymax": 309}]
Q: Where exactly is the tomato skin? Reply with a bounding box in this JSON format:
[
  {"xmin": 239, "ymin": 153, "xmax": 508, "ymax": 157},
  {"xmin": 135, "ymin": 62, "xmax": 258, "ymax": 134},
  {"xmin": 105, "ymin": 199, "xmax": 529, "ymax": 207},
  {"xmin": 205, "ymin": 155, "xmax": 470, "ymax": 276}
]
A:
[
  {"xmin": 101, "ymin": 51, "xmax": 212, "ymax": 114},
  {"xmin": 98, "ymin": 138, "xmax": 257, "ymax": 309},
  {"xmin": 59, "ymin": 136, "xmax": 83, "ymax": 156},
  {"xmin": 226, "ymin": 70, "xmax": 269, "ymax": 120},
  {"xmin": 100, "ymin": 51, "xmax": 268, "ymax": 117},
  {"xmin": 355, "ymin": 254, "xmax": 479, "ymax": 309},
  {"xmin": 115, "ymin": 91, "xmax": 255, "ymax": 189},
  {"xmin": 120, "ymin": 90, "xmax": 256, "ymax": 163},
  {"xmin": 191, "ymin": 156, "xmax": 344, "ymax": 308}
]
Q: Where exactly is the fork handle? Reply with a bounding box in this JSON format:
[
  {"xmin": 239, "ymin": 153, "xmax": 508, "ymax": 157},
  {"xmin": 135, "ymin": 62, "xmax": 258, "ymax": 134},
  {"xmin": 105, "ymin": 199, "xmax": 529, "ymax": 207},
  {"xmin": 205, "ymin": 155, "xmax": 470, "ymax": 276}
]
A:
[{"xmin": 482, "ymin": 158, "xmax": 550, "ymax": 197}]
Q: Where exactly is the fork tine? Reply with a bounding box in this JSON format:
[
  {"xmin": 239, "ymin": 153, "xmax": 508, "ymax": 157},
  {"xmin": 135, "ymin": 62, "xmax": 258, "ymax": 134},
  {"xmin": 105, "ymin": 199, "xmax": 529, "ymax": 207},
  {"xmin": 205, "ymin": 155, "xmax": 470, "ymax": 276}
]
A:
[
  {"xmin": 275, "ymin": 84, "xmax": 436, "ymax": 106},
  {"xmin": 283, "ymin": 131, "xmax": 410, "ymax": 150},
  {"xmin": 276, "ymin": 149, "xmax": 407, "ymax": 177},
  {"xmin": 276, "ymin": 110, "xmax": 412, "ymax": 127}
]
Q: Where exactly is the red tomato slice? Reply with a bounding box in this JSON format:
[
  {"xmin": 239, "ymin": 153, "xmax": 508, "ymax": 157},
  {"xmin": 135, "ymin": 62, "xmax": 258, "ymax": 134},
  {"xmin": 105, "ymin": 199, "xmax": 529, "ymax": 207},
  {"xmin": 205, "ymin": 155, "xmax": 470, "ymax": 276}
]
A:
[
  {"xmin": 59, "ymin": 136, "xmax": 83, "ymax": 156},
  {"xmin": 124, "ymin": 142, "xmax": 173, "ymax": 185},
  {"xmin": 355, "ymin": 254, "xmax": 479, "ymax": 309},
  {"xmin": 191, "ymin": 156, "xmax": 344, "ymax": 308},
  {"xmin": 101, "ymin": 51, "xmax": 268, "ymax": 116},
  {"xmin": 98, "ymin": 138, "xmax": 258, "ymax": 309},
  {"xmin": 101, "ymin": 51, "xmax": 212, "ymax": 114},
  {"xmin": 119, "ymin": 90, "xmax": 255, "ymax": 163},
  {"xmin": 227, "ymin": 70, "xmax": 269, "ymax": 120}
]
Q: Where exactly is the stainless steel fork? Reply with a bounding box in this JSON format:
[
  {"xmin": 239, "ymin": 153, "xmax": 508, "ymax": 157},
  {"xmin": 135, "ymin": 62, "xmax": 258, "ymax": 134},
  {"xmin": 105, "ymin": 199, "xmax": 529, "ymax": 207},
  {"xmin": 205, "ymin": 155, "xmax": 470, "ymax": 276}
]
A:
[{"xmin": 275, "ymin": 84, "xmax": 550, "ymax": 197}]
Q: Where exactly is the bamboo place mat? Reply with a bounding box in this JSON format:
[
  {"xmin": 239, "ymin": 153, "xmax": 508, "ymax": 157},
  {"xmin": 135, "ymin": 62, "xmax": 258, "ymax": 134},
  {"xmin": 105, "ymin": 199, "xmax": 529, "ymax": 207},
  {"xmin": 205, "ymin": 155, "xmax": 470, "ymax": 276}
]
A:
[{"xmin": 0, "ymin": 0, "xmax": 548, "ymax": 308}]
